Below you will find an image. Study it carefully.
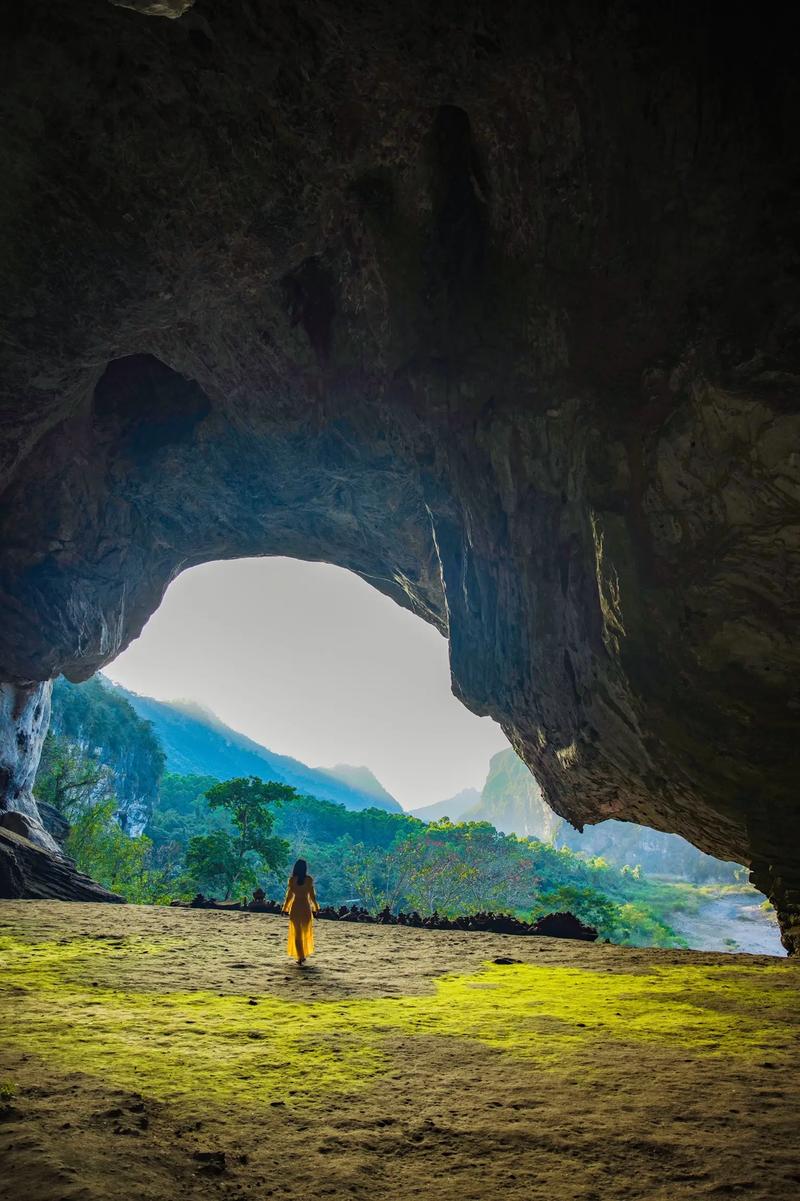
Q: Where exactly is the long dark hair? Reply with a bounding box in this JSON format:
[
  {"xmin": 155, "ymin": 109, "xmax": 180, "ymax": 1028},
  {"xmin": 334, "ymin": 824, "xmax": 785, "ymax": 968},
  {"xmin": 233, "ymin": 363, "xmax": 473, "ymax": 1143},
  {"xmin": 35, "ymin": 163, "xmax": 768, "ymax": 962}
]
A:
[{"xmin": 292, "ymin": 858, "xmax": 308, "ymax": 885}]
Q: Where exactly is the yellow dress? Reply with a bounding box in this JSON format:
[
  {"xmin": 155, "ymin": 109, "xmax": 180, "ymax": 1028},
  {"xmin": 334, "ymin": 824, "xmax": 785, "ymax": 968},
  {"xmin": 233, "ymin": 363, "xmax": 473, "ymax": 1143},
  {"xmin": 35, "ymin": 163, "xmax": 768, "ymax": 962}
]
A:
[{"xmin": 282, "ymin": 874, "xmax": 319, "ymax": 960}]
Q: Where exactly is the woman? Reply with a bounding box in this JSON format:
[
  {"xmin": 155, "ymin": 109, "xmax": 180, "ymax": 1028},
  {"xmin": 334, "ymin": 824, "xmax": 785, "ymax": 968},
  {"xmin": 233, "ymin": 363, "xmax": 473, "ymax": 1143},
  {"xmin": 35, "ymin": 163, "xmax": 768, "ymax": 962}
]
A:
[{"xmin": 282, "ymin": 858, "xmax": 320, "ymax": 965}]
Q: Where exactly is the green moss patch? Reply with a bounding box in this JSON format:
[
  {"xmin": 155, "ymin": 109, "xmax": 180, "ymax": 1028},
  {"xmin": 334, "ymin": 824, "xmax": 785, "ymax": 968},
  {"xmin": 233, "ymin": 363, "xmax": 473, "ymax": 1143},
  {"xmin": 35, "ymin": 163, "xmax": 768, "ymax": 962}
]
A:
[{"xmin": 1, "ymin": 934, "xmax": 797, "ymax": 1109}]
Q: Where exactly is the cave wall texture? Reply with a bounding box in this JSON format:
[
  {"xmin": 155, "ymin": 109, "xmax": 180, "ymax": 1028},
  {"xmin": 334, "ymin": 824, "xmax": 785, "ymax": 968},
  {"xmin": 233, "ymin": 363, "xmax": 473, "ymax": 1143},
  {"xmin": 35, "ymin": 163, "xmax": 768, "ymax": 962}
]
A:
[{"xmin": 0, "ymin": 1, "xmax": 798, "ymax": 949}]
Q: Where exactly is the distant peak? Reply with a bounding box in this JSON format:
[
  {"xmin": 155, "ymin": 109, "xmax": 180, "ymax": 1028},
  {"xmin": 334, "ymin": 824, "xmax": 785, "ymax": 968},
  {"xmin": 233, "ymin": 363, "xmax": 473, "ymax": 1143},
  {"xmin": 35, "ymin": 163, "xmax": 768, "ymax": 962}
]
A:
[
  {"xmin": 168, "ymin": 698, "xmax": 221, "ymax": 722},
  {"xmin": 103, "ymin": 677, "xmax": 220, "ymax": 723},
  {"xmin": 328, "ymin": 762, "xmax": 380, "ymax": 782},
  {"xmin": 409, "ymin": 786, "xmax": 482, "ymax": 822},
  {"xmin": 319, "ymin": 763, "xmax": 397, "ymax": 805}
]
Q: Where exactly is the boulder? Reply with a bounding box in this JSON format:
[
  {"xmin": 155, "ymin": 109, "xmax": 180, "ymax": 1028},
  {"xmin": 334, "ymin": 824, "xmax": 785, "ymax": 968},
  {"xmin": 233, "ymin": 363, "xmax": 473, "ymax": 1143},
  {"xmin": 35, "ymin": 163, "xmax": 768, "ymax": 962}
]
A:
[
  {"xmin": 530, "ymin": 913, "xmax": 599, "ymax": 942},
  {"xmin": 0, "ymin": 827, "xmax": 125, "ymax": 903}
]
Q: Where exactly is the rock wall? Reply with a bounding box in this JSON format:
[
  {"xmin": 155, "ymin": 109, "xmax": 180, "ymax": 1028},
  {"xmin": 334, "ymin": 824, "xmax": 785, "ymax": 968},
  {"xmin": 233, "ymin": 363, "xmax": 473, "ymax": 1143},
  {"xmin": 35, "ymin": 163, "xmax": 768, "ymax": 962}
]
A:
[
  {"xmin": 0, "ymin": 2, "xmax": 798, "ymax": 940},
  {"xmin": 0, "ymin": 683, "xmax": 58, "ymax": 854}
]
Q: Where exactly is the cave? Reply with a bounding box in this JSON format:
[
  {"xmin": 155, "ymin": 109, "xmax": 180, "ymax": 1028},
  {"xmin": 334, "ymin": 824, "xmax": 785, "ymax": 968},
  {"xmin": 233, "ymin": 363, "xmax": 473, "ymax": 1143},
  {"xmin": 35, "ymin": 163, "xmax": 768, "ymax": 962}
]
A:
[{"xmin": 0, "ymin": 1, "xmax": 798, "ymax": 958}]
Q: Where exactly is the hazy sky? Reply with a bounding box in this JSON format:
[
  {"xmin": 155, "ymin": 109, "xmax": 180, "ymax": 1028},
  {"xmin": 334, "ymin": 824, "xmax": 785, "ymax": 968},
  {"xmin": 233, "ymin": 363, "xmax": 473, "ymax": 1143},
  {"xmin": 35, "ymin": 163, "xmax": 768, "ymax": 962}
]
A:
[{"xmin": 106, "ymin": 558, "xmax": 509, "ymax": 810}]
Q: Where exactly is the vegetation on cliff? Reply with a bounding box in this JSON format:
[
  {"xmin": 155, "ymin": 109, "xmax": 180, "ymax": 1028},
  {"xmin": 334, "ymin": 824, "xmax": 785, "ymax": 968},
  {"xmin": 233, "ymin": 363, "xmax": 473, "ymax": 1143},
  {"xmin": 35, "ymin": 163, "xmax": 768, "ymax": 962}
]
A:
[{"xmin": 44, "ymin": 677, "xmax": 165, "ymax": 833}]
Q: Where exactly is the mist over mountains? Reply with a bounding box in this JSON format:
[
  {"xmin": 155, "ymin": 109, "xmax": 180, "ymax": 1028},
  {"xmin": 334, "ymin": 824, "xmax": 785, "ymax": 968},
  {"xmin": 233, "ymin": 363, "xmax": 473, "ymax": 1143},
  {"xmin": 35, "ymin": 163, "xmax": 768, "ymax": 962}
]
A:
[
  {"xmin": 409, "ymin": 788, "xmax": 481, "ymax": 823},
  {"xmin": 109, "ymin": 682, "xmax": 403, "ymax": 814}
]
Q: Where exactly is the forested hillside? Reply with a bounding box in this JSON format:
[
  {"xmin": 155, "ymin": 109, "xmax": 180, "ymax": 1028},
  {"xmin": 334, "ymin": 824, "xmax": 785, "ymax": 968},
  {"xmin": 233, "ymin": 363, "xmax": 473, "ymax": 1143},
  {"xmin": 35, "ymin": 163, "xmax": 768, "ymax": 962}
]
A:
[
  {"xmin": 410, "ymin": 787, "xmax": 480, "ymax": 823},
  {"xmin": 318, "ymin": 764, "xmax": 398, "ymax": 809},
  {"xmin": 46, "ymin": 676, "xmax": 164, "ymax": 834},
  {"xmin": 112, "ymin": 683, "xmax": 403, "ymax": 813},
  {"xmin": 145, "ymin": 775, "xmax": 689, "ymax": 946}
]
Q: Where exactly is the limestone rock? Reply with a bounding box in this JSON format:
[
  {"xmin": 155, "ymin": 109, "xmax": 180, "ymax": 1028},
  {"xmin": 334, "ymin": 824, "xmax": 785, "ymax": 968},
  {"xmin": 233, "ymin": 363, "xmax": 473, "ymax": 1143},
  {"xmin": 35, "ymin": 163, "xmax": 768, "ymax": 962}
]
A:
[
  {"xmin": 47, "ymin": 676, "xmax": 165, "ymax": 837},
  {"xmin": 466, "ymin": 748, "xmax": 562, "ymax": 840},
  {"xmin": 0, "ymin": 827, "xmax": 125, "ymax": 902},
  {"xmin": 109, "ymin": 0, "xmax": 194, "ymax": 16},
  {"xmin": 36, "ymin": 801, "xmax": 71, "ymax": 847},
  {"xmin": 0, "ymin": 683, "xmax": 58, "ymax": 853}
]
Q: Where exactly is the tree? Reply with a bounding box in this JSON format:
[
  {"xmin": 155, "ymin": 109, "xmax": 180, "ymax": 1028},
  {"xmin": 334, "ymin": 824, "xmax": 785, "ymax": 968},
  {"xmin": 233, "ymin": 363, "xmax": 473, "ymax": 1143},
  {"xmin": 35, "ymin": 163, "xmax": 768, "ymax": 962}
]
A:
[
  {"xmin": 388, "ymin": 821, "xmax": 536, "ymax": 917},
  {"xmin": 183, "ymin": 777, "xmax": 292, "ymax": 899},
  {"xmin": 34, "ymin": 732, "xmax": 109, "ymax": 819},
  {"xmin": 343, "ymin": 842, "xmax": 414, "ymax": 912},
  {"xmin": 156, "ymin": 774, "xmax": 222, "ymax": 822},
  {"xmin": 394, "ymin": 830, "xmax": 479, "ymax": 915},
  {"xmin": 34, "ymin": 729, "xmax": 175, "ymax": 903},
  {"xmin": 532, "ymin": 885, "xmax": 621, "ymax": 935},
  {"xmin": 66, "ymin": 798, "xmax": 175, "ymax": 904}
]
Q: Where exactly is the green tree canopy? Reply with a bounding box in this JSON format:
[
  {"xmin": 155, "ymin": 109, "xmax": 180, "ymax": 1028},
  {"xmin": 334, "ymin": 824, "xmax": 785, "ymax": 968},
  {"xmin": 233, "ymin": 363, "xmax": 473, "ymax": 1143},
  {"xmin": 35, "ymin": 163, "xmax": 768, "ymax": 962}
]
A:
[{"xmin": 184, "ymin": 777, "xmax": 292, "ymax": 899}]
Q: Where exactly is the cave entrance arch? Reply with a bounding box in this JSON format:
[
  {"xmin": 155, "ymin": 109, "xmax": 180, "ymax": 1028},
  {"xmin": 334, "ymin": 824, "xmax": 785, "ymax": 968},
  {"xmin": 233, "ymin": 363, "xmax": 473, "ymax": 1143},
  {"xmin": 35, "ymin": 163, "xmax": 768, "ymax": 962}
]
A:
[
  {"xmin": 101, "ymin": 553, "xmax": 510, "ymax": 819},
  {"xmin": 1, "ymin": 352, "xmax": 797, "ymax": 952},
  {"xmin": 2, "ymin": 0, "xmax": 800, "ymax": 952}
]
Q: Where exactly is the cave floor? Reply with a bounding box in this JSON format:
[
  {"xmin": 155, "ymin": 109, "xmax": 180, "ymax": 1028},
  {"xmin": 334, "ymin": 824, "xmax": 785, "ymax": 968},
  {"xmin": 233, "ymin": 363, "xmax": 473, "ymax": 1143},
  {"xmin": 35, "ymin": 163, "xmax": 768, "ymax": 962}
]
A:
[{"xmin": 1, "ymin": 902, "xmax": 799, "ymax": 1201}]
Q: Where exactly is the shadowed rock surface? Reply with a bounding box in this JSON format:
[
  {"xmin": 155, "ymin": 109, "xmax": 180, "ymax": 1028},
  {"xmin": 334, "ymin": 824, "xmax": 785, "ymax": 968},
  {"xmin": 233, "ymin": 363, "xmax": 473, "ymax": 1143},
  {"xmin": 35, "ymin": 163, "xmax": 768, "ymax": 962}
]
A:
[
  {"xmin": 35, "ymin": 802, "xmax": 70, "ymax": 847},
  {"xmin": 0, "ymin": 828, "xmax": 124, "ymax": 902},
  {"xmin": 0, "ymin": 3, "xmax": 798, "ymax": 946}
]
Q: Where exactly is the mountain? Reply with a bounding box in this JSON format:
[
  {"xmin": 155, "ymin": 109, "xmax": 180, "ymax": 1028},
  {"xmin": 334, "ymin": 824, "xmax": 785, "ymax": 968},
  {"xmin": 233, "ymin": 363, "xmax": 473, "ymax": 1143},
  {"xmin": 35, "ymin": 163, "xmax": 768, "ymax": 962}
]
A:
[
  {"xmin": 410, "ymin": 787, "xmax": 481, "ymax": 823},
  {"xmin": 466, "ymin": 746, "xmax": 740, "ymax": 883},
  {"xmin": 557, "ymin": 820, "xmax": 741, "ymax": 882},
  {"xmin": 465, "ymin": 749, "xmax": 563, "ymax": 840},
  {"xmin": 107, "ymin": 681, "xmax": 402, "ymax": 813},
  {"xmin": 318, "ymin": 764, "xmax": 398, "ymax": 810}
]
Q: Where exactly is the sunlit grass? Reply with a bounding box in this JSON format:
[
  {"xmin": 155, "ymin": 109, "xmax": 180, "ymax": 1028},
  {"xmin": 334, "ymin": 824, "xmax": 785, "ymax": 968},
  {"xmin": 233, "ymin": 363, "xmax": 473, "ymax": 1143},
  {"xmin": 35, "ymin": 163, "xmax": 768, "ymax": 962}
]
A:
[{"xmin": 1, "ymin": 933, "xmax": 797, "ymax": 1110}]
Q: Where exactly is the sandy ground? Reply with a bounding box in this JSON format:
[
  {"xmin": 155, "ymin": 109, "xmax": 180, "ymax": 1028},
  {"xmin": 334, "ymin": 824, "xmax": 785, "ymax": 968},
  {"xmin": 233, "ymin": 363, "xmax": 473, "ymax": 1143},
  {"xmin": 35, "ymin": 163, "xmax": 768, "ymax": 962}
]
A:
[{"xmin": 1, "ymin": 902, "xmax": 799, "ymax": 1201}]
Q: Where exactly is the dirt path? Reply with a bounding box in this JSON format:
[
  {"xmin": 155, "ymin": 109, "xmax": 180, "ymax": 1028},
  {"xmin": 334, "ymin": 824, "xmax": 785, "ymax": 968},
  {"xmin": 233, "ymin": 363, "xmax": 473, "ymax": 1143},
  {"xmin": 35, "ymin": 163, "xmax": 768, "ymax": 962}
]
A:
[
  {"xmin": 1, "ymin": 901, "xmax": 799, "ymax": 1201},
  {"xmin": 669, "ymin": 891, "xmax": 784, "ymax": 956}
]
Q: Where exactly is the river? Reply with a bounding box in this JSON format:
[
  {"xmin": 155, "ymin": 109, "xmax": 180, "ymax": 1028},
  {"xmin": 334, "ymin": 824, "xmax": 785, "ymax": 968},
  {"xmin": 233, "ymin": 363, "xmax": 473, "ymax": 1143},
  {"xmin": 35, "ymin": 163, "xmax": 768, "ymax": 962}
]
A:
[{"xmin": 668, "ymin": 889, "xmax": 785, "ymax": 956}]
